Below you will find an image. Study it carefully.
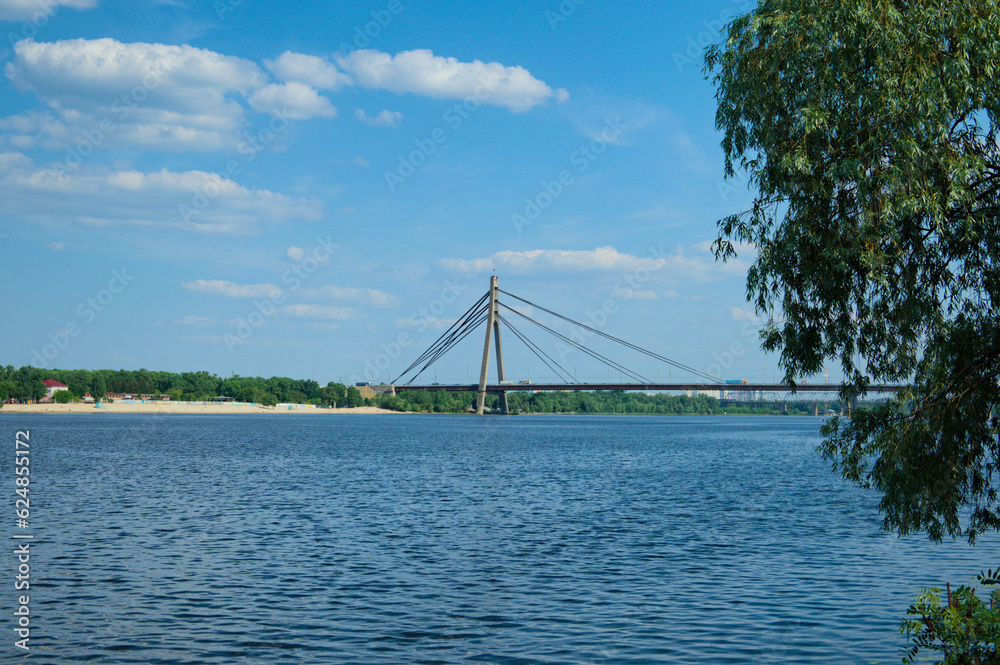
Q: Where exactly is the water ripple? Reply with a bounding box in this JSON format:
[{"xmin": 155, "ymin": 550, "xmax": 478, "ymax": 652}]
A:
[{"xmin": 6, "ymin": 414, "xmax": 996, "ymax": 663}]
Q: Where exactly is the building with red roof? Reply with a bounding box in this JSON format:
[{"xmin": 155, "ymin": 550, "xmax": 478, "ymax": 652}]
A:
[{"xmin": 42, "ymin": 380, "xmax": 68, "ymax": 401}]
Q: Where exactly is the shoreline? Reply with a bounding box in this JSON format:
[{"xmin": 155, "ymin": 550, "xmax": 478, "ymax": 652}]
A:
[
  {"xmin": 0, "ymin": 402, "xmax": 400, "ymax": 415},
  {"xmin": 0, "ymin": 403, "xmax": 827, "ymax": 417}
]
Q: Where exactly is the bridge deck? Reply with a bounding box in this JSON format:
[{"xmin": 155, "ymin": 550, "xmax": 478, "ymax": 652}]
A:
[{"xmin": 393, "ymin": 383, "xmax": 905, "ymax": 393}]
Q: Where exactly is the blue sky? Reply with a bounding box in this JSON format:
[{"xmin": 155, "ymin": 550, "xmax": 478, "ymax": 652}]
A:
[{"xmin": 0, "ymin": 0, "xmax": 811, "ymax": 386}]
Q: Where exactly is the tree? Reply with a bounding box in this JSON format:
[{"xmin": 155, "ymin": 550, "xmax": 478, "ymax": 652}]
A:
[
  {"xmin": 707, "ymin": 0, "xmax": 1000, "ymax": 544},
  {"xmin": 321, "ymin": 383, "xmax": 346, "ymax": 407},
  {"xmin": 707, "ymin": 2, "xmax": 1000, "ymax": 660},
  {"xmin": 343, "ymin": 386, "xmax": 363, "ymax": 408},
  {"xmin": 92, "ymin": 375, "xmax": 107, "ymax": 403},
  {"xmin": 12, "ymin": 367, "xmax": 45, "ymax": 402}
]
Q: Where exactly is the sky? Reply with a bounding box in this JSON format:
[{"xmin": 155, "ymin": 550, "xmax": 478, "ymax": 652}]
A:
[{"xmin": 0, "ymin": 0, "xmax": 816, "ymax": 387}]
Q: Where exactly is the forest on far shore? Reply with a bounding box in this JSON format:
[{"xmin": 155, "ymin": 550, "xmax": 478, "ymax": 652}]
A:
[{"xmin": 0, "ymin": 365, "xmax": 837, "ymax": 415}]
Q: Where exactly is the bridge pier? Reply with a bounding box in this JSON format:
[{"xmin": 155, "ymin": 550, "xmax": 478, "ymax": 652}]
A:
[
  {"xmin": 475, "ymin": 276, "xmax": 509, "ymax": 415},
  {"xmin": 839, "ymin": 393, "xmax": 858, "ymax": 417},
  {"xmin": 811, "ymin": 403, "xmax": 818, "ymax": 417}
]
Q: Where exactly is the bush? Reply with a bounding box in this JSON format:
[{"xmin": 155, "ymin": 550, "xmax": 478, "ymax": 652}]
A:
[{"xmin": 902, "ymin": 571, "xmax": 1000, "ymax": 664}]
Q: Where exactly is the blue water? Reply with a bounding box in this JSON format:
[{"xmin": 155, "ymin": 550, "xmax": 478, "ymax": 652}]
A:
[{"xmin": 3, "ymin": 414, "xmax": 996, "ymax": 663}]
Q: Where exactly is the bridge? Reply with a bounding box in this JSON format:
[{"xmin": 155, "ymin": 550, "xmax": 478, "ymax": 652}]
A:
[{"xmin": 391, "ymin": 277, "xmax": 906, "ymax": 414}]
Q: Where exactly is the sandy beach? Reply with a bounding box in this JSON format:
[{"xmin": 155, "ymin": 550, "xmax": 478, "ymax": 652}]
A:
[{"xmin": 1, "ymin": 402, "xmax": 400, "ymax": 415}]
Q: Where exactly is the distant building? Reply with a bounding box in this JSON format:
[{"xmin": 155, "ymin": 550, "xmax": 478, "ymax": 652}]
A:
[{"xmin": 42, "ymin": 380, "xmax": 68, "ymax": 401}]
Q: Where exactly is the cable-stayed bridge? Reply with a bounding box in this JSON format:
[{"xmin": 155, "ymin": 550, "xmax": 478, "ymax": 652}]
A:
[{"xmin": 391, "ymin": 277, "xmax": 906, "ymax": 414}]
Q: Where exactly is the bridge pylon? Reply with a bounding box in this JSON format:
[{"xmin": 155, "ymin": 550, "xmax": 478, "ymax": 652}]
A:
[{"xmin": 475, "ymin": 275, "xmax": 509, "ymax": 415}]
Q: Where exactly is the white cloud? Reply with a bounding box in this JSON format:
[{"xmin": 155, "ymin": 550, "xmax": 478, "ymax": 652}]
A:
[
  {"xmin": 354, "ymin": 108, "xmax": 403, "ymax": 127},
  {"xmin": 632, "ymin": 290, "xmax": 659, "ymax": 300},
  {"xmin": 182, "ymin": 278, "xmax": 397, "ymax": 307},
  {"xmin": 304, "ymin": 285, "xmax": 399, "ymax": 306},
  {"xmin": 0, "ymin": 0, "xmax": 96, "ymax": 22},
  {"xmin": 2, "ymin": 40, "xmax": 563, "ymax": 153},
  {"xmin": 440, "ymin": 247, "xmax": 654, "ymax": 273},
  {"xmin": 354, "ymin": 156, "xmax": 369, "ymax": 168},
  {"xmin": 439, "ymin": 244, "xmax": 750, "ymax": 283},
  {"xmin": 304, "ymin": 322, "xmax": 341, "ymax": 332},
  {"xmin": 336, "ymin": 49, "xmax": 567, "ymax": 112},
  {"xmin": 286, "ymin": 246, "xmax": 304, "ymax": 261},
  {"xmin": 182, "ymin": 280, "xmax": 282, "ymax": 298},
  {"xmin": 248, "ymin": 82, "xmax": 336, "ymax": 120},
  {"xmin": 395, "ymin": 316, "xmax": 455, "ymax": 331},
  {"xmin": 44, "ymin": 241, "xmax": 64, "ymax": 251},
  {"xmin": 264, "ymin": 51, "xmax": 351, "ymax": 90},
  {"xmin": 663, "ymin": 289, "xmax": 679, "ymax": 299},
  {"xmin": 280, "ymin": 304, "xmax": 359, "ymax": 320},
  {"xmin": 731, "ymin": 307, "xmax": 759, "ymax": 323},
  {"xmin": 5, "ymin": 38, "xmax": 270, "ymax": 150},
  {"xmin": 0, "ymin": 152, "xmax": 322, "ymax": 232},
  {"xmin": 177, "ymin": 315, "xmax": 217, "ymax": 327}
]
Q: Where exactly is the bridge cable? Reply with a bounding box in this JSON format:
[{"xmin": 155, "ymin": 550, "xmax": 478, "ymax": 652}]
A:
[
  {"xmin": 394, "ymin": 290, "xmax": 488, "ymax": 378},
  {"xmin": 400, "ymin": 310, "xmax": 489, "ymax": 386},
  {"xmin": 401, "ymin": 308, "xmax": 488, "ymax": 385},
  {"xmin": 497, "ymin": 313, "xmax": 579, "ymax": 384},
  {"xmin": 392, "ymin": 300, "xmax": 487, "ymax": 384},
  {"xmin": 406, "ymin": 311, "xmax": 490, "ymax": 385},
  {"xmin": 499, "ymin": 289, "xmax": 721, "ymax": 384},
  {"xmin": 391, "ymin": 291, "xmax": 490, "ymax": 384},
  {"xmin": 500, "ymin": 303, "xmax": 651, "ymax": 383}
]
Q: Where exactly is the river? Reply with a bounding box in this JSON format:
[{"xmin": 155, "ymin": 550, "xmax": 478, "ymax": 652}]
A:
[{"xmin": 4, "ymin": 414, "xmax": 994, "ymax": 663}]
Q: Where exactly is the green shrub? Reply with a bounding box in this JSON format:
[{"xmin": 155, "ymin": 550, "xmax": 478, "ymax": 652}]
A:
[{"xmin": 902, "ymin": 571, "xmax": 1000, "ymax": 664}]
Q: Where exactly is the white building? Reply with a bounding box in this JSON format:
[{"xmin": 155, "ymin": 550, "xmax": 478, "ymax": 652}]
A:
[{"xmin": 42, "ymin": 380, "xmax": 68, "ymax": 401}]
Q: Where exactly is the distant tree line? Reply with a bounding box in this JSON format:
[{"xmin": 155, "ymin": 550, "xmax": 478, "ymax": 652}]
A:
[
  {"xmin": 0, "ymin": 366, "xmax": 364, "ymax": 408},
  {"xmin": 374, "ymin": 389, "xmax": 835, "ymax": 415},
  {"xmin": 0, "ymin": 365, "xmax": 841, "ymax": 414}
]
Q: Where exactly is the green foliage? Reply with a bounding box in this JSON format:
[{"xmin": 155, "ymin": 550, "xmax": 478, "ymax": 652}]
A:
[
  {"xmin": 0, "ymin": 365, "xmax": 339, "ymax": 407},
  {"xmin": 92, "ymin": 374, "xmax": 106, "ymax": 402},
  {"xmin": 16, "ymin": 368, "xmax": 45, "ymax": 402},
  {"xmin": 343, "ymin": 386, "xmax": 363, "ymax": 408},
  {"xmin": 708, "ymin": 2, "xmax": 1000, "ymax": 660},
  {"xmin": 902, "ymin": 572, "xmax": 1000, "ymax": 664},
  {"xmin": 707, "ymin": 0, "xmax": 1000, "ymax": 543},
  {"xmin": 53, "ymin": 390, "xmax": 76, "ymax": 404},
  {"xmin": 374, "ymin": 389, "xmax": 817, "ymax": 415},
  {"xmin": 321, "ymin": 383, "xmax": 347, "ymax": 407}
]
